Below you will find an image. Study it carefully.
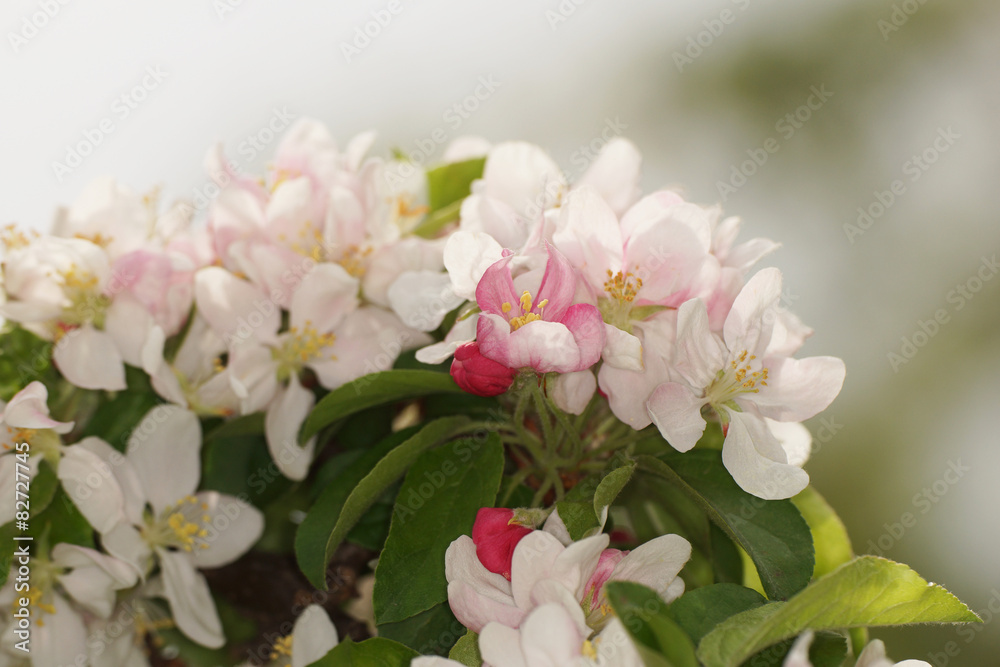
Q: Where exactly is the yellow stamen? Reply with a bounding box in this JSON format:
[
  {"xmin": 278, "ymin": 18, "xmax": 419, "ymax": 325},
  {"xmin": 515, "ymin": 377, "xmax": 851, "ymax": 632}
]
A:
[{"xmin": 603, "ymin": 269, "xmax": 642, "ymax": 303}]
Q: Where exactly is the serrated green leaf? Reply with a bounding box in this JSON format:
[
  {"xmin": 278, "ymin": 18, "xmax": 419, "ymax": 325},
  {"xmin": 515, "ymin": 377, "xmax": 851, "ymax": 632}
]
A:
[
  {"xmin": 295, "ymin": 417, "xmax": 470, "ymax": 590},
  {"xmin": 377, "ymin": 602, "xmax": 462, "ymax": 655},
  {"xmin": 307, "ymin": 637, "xmax": 419, "ymax": 666},
  {"xmin": 636, "ymin": 451, "xmax": 814, "ymax": 601},
  {"xmin": 696, "ymin": 556, "xmax": 982, "ymax": 667},
  {"xmin": 448, "ymin": 630, "xmax": 482, "ymax": 666},
  {"xmin": 604, "ymin": 581, "xmax": 698, "ymax": 667},
  {"xmin": 792, "ymin": 486, "xmax": 869, "ymax": 655},
  {"xmin": 300, "ymin": 370, "xmax": 463, "ymax": 443},
  {"xmin": 374, "ymin": 433, "xmax": 504, "ymax": 624},
  {"xmin": 669, "ymin": 583, "xmax": 767, "ymax": 645}
]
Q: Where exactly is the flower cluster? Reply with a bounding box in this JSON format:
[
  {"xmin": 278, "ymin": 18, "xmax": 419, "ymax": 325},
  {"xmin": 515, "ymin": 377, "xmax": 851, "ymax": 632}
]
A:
[{"xmin": 0, "ymin": 121, "xmax": 961, "ymax": 667}]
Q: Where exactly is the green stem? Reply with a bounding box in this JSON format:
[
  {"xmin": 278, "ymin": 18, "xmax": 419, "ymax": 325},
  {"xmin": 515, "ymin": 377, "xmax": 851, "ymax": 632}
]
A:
[{"xmin": 528, "ymin": 378, "xmax": 557, "ymax": 458}]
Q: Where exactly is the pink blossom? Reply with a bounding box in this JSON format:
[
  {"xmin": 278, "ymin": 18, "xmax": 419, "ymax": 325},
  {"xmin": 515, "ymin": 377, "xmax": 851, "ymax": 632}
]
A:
[{"xmin": 475, "ymin": 245, "xmax": 605, "ymax": 374}]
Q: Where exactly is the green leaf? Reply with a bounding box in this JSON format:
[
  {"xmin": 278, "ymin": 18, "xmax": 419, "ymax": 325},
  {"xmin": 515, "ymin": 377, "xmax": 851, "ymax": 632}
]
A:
[
  {"xmin": 0, "ymin": 326, "xmax": 58, "ymax": 401},
  {"xmin": 201, "ymin": 430, "xmax": 291, "ymax": 507},
  {"xmin": 669, "ymin": 583, "xmax": 767, "ymax": 646},
  {"xmin": 203, "ymin": 412, "xmax": 265, "ymax": 442},
  {"xmin": 604, "ymin": 581, "xmax": 698, "ymax": 667},
  {"xmin": 426, "ymin": 157, "xmax": 487, "ymax": 212},
  {"xmin": 374, "ymin": 433, "xmax": 504, "ymax": 624},
  {"xmin": 300, "ymin": 370, "xmax": 463, "ymax": 443},
  {"xmin": 696, "ymin": 556, "xmax": 982, "ymax": 667},
  {"xmin": 792, "ymin": 486, "xmax": 868, "ymax": 655},
  {"xmin": 307, "ymin": 637, "xmax": 419, "ymax": 666},
  {"xmin": 636, "ymin": 451, "xmax": 814, "ymax": 601},
  {"xmin": 80, "ymin": 365, "xmax": 162, "ymax": 449},
  {"xmin": 448, "ymin": 630, "xmax": 482, "ymax": 666},
  {"xmin": 791, "ymin": 486, "xmax": 853, "ymax": 580},
  {"xmin": 295, "ymin": 416, "xmax": 470, "ymax": 589},
  {"xmin": 556, "ymin": 460, "xmax": 635, "ymax": 541},
  {"xmin": 377, "ymin": 602, "xmax": 463, "ymax": 655}
]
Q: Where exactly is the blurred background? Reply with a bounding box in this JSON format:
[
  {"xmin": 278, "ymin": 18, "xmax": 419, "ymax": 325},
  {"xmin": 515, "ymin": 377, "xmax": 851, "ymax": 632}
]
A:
[{"xmin": 3, "ymin": 0, "xmax": 998, "ymax": 662}]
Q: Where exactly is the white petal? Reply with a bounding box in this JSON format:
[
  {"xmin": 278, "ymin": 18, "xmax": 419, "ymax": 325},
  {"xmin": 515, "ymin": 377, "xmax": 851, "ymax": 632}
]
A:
[
  {"xmin": 52, "ymin": 324, "xmax": 127, "ymax": 390},
  {"xmin": 77, "ymin": 436, "xmax": 146, "ymax": 525},
  {"xmin": 414, "ymin": 314, "xmax": 478, "ymax": 364},
  {"xmin": 783, "ymin": 630, "xmax": 815, "ymax": 667},
  {"xmin": 751, "ymin": 356, "xmax": 846, "ymax": 423},
  {"xmin": 594, "ymin": 618, "xmax": 645, "ymax": 667},
  {"xmin": 481, "ymin": 141, "xmax": 566, "ymax": 217},
  {"xmin": 646, "ymin": 382, "xmax": 709, "ymax": 453},
  {"xmin": 549, "ymin": 371, "xmax": 596, "ymax": 416},
  {"xmin": 58, "ymin": 445, "xmax": 125, "ymax": 534},
  {"xmin": 552, "ymin": 185, "xmax": 623, "ymax": 292},
  {"xmin": 443, "ymin": 231, "xmax": 504, "ymax": 300},
  {"xmin": 519, "ymin": 603, "xmax": 585, "ymax": 665},
  {"xmin": 609, "ymin": 534, "xmax": 691, "ymax": 601},
  {"xmin": 194, "ymin": 266, "xmax": 280, "ymax": 346},
  {"xmin": 29, "ymin": 592, "xmax": 88, "ymax": 667},
  {"xmin": 767, "ymin": 419, "xmax": 813, "ymax": 468},
  {"xmin": 104, "ymin": 296, "xmax": 156, "ymax": 370},
  {"xmin": 576, "ymin": 137, "xmax": 642, "ymax": 217},
  {"xmin": 290, "ymin": 262, "xmax": 359, "ymax": 333},
  {"xmin": 291, "ymin": 605, "xmax": 339, "ymax": 667},
  {"xmin": 722, "ymin": 411, "xmax": 809, "ymax": 500},
  {"xmin": 602, "ymin": 324, "xmax": 643, "ymax": 371},
  {"xmin": 387, "ymin": 270, "xmax": 464, "ymax": 332},
  {"xmin": 674, "ymin": 298, "xmax": 726, "ymax": 389},
  {"xmin": 723, "ymin": 268, "xmax": 783, "ymax": 356},
  {"xmin": 126, "ymin": 405, "xmax": 202, "ymax": 515},
  {"xmin": 2, "ymin": 381, "xmax": 72, "ymax": 432},
  {"xmin": 264, "ymin": 376, "xmax": 316, "ymax": 481},
  {"xmin": 101, "ymin": 523, "xmax": 152, "ymax": 579},
  {"xmin": 189, "ymin": 491, "xmax": 265, "ymax": 568},
  {"xmin": 479, "ymin": 621, "xmax": 528, "ymax": 667},
  {"xmin": 444, "ymin": 536, "xmax": 519, "ymax": 634},
  {"xmin": 157, "ymin": 548, "xmax": 225, "ymax": 648}
]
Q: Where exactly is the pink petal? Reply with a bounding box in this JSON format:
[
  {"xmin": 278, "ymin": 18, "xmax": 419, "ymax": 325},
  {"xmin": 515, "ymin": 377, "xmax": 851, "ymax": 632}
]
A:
[
  {"xmin": 2, "ymin": 381, "xmax": 73, "ymax": 433},
  {"xmin": 534, "ymin": 244, "xmax": 578, "ymax": 323},
  {"xmin": 475, "ymin": 254, "xmax": 520, "ymax": 318}
]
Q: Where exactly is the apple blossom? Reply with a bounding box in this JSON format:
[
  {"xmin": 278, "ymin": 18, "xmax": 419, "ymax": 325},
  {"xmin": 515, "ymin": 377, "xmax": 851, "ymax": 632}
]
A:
[{"xmin": 646, "ymin": 268, "xmax": 845, "ymax": 499}]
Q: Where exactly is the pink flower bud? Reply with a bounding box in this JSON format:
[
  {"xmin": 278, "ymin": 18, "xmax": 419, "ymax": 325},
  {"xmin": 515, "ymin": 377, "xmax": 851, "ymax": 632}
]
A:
[
  {"xmin": 583, "ymin": 548, "xmax": 627, "ymax": 606},
  {"xmin": 472, "ymin": 508, "xmax": 533, "ymax": 580},
  {"xmin": 450, "ymin": 342, "xmax": 516, "ymax": 397}
]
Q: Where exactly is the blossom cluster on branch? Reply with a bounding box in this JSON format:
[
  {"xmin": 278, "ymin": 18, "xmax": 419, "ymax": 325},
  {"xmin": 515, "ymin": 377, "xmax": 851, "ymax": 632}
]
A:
[{"xmin": 0, "ymin": 120, "xmax": 975, "ymax": 666}]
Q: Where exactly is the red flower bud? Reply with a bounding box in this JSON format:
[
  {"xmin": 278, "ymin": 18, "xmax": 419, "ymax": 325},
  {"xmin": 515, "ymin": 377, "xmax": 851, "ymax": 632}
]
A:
[
  {"xmin": 472, "ymin": 508, "xmax": 533, "ymax": 580},
  {"xmin": 450, "ymin": 342, "xmax": 515, "ymax": 397}
]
